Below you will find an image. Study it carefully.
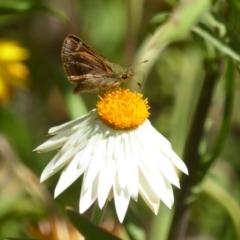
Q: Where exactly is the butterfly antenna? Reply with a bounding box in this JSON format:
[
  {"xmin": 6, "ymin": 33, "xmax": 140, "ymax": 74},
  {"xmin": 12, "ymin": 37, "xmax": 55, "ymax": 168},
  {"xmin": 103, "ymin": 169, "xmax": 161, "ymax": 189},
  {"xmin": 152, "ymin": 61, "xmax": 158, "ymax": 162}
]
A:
[
  {"xmin": 128, "ymin": 60, "xmax": 148, "ymax": 69},
  {"xmin": 132, "ymin": 72, "xmax": 145, "ymax": 92},
  {"xmin": 139, "ymin": 72, "xmax": 146, "ymax": 91}
]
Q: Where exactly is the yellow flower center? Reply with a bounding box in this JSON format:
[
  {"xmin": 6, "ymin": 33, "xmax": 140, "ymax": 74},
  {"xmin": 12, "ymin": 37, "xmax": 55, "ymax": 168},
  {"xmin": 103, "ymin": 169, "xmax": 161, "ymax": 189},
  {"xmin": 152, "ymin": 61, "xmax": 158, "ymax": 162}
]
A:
[{"xmin": 97, "ymin": 89, "xmax": 150, "ymax": 130}]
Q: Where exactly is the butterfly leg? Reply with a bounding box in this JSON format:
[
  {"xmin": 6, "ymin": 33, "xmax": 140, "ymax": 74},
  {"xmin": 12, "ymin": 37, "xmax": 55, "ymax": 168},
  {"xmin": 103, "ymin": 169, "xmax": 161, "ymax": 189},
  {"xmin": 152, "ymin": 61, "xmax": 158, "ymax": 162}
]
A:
[
  {"xmin": 73, "ymin": 83, "xmax": 85, "ymax": 93},
  {"xmin": 99, "ymin": 82, "xmax": 119, "ymax": 96},
  {"xmin": 110, "ymin": 82, "xmax": 120, "ymax": 90}
]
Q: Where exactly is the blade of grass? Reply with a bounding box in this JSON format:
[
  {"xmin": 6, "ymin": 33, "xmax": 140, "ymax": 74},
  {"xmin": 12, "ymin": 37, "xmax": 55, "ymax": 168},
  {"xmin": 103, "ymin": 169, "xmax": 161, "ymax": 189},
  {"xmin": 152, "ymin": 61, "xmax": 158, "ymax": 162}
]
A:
[{"xmin": 167, "ymin": 59, "xmax": 221, "ymax": 240}]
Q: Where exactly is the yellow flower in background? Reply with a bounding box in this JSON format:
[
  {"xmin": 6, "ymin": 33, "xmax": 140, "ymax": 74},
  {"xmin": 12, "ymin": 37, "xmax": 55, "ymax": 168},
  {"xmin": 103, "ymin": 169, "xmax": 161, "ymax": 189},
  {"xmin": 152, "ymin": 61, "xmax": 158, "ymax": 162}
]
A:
[{"xmin": 0, "ymin": 40, "xmax": 30, "ymax": 104}]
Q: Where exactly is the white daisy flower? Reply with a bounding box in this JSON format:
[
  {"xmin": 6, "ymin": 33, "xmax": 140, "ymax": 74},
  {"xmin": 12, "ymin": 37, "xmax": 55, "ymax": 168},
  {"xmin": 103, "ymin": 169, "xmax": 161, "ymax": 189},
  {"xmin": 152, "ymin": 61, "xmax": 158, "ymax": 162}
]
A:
[{"xmin": 35, "ymin": 89, "xmax": 188, "ymax": 223}]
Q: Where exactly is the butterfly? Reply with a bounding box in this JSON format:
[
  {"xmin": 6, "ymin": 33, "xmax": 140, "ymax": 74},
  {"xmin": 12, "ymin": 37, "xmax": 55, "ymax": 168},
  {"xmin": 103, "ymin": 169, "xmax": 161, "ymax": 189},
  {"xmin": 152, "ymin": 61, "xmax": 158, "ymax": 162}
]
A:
[{"xmin": 61, "ymin": 34, "xmax": 135, "ymax": 93}]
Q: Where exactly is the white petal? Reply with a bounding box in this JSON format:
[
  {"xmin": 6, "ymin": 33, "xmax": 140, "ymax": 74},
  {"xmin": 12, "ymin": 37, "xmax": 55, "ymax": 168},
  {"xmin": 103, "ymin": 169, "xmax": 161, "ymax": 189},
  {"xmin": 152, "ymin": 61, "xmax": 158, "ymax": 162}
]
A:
[
  {"xmin": 114, "ymin": 133, "xmax": 128, "ymax": 189},
  {"xmin": 144, "ymin": 120, "xmax": 171, "ymax": 147},
  {"xmin": 97, "ymin": 120, "xmax": 113, "ymax": 138},
  {"xmin": 98, "ymin": 161, "xmax": 116, "ymax": 209},
  {"xmin": 170, "ymin": 151, "xmax": 188, "ymax": 175},
  {"xmin": 153, "ymin": 158, "xmax": 180, "ymax": 188},
  {"xmin": 40, "ymin": 127, "xmax": 91, "ymax": 176},
  {"xmin": 98, "ymin": 135, "xmax": 117, "ymax": 208},
  {"xmin": 139, "ymin": 174, "xmax": 160, "ymax": 215},
  {"xmin": 138, "ymin": 161, "xmax": 173, "ymax": 208},
  {"xmin": 147, "ymin": 146, "xmax": 180, "ymax": 188},
  {"xmin": 79, "ymin": 173, "xmax": 98, "ymax": 213},
  {"xmin": 48, "ymin": 110, "xmax": 96, "ymax": 135},
  {"xmin": 59, "ymin": 123, "xmax": 92, "ymax": 152},
  {"xmin": 79, "ymin": 133, "xmax": 105, "ymax": 192},
  {"xmin": 133, "ymin": 133, "xmax": 154, "ymax": 173},
  {"xmin": 54, "ymin": 150, "xmax": 89, "ymax": 197},
  {"xmin": 144, "ymin": 123, "xmax": 174, "ymax": 158},
  {"xmin": 135, "ymin": 127, "xmax": 180, "ymax": 188},
  {"xmin": 113, "ymin": 171, "xmax": 130, "ymax": 223},
  {"xmin": 142, "ymin": 123, "xmax": 188, "ymax": 180},
  {"xmin": 52, "ymin": 128, "xmax": 92, "ymax": 170},
  {"xmin": 34, "ymin": 133, "xmax": 68, "ymax": 152},
  {"xmin": 40, "ymin": 153, "xmax": 62, "ymax": 182},
  {"xmin": 52, "ymin": 147, "xmax": 81, "ymax": 171},
  {"xmin": 83, "ymin": 136, "xmax": 107, "ymax": 191},
  {"xmin": 154, "ymin": 158, "xmax": 180, "ymax": 188},
  {"xmin": 162, "ymin": 174, "xmax": 174, "ymax": 204},
  {"xmin": 125, "ymin": 131, "xmax": 138, "ymax": 200},
  {"xmin": 149, "ymin": 126, "xmax": 188, "ymax": 176}
]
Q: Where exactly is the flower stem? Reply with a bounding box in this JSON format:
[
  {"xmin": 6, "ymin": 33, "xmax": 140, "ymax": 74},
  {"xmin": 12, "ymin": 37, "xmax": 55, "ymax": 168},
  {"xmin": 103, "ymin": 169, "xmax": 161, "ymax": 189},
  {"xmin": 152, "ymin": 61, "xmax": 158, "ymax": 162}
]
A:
[
  {"xmin": 167, "ymin": 59, "xmax": 221, "ymax": 240},
  {"xmin": 201, "ymin": 59, "xmax": 234, "ymax": 177}
]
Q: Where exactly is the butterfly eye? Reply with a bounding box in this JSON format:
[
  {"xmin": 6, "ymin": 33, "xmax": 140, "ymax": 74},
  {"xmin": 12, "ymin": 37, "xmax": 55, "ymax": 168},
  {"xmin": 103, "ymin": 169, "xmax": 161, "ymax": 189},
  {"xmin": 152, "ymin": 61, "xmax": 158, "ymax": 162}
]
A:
[{"xmin": 122, "ymin": 73, "xmax": 128, "ymax": 79}]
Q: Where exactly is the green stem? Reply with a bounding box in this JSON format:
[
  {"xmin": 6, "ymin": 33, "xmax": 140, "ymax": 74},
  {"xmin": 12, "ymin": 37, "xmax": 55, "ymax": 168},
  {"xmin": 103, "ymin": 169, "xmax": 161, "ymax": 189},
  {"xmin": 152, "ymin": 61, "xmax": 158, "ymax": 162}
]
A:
[
  {"xmin": 167, "ymin": 59, "xmax": 220, "ymax": 240},
  {"xmin": 201, "ymin": 59, "xmax": 234, "ymax": 177},
  {"xmin": 125, "ymin": 0, "xmax": 144, "ymax": 66},
  {"xmin": 90, "ymin": 201, "xmax": 108, "ymax": 226}
]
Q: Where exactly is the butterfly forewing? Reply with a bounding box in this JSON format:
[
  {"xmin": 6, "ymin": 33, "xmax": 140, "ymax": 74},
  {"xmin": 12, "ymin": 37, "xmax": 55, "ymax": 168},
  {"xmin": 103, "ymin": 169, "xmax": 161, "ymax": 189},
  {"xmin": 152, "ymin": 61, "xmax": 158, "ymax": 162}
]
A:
[
  {"xmin": 62, "ymin": 36, "xmax": 109, "ymax": 77},
  {"xmin": 61, "ymin": 34, "xmax": 134, "ymax": 93}
]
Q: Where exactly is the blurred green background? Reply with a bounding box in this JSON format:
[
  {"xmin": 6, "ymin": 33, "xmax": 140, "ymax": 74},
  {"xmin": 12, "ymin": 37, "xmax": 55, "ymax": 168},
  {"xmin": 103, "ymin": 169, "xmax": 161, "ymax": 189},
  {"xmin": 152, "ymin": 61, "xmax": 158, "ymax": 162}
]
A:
[{"xmin": 0, "ymin": 0, "xmax": 240, "ymax": 239}]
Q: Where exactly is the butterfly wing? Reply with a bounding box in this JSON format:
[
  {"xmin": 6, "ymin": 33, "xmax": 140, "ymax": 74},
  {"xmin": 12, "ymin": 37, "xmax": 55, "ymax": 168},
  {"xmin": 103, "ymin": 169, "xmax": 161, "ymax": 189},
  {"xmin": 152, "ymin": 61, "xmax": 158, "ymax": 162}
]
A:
[{"xmin": 61, "ymin": 35, "xmax": 121, "ymax": 92}]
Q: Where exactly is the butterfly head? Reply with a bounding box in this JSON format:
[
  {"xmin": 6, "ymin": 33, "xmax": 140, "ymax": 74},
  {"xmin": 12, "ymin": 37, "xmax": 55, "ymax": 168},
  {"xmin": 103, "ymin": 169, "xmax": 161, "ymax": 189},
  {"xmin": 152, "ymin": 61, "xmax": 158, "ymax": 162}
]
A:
[{"xmin": 120, "ymin": 68, "xmax": 134, "ymax": 82}]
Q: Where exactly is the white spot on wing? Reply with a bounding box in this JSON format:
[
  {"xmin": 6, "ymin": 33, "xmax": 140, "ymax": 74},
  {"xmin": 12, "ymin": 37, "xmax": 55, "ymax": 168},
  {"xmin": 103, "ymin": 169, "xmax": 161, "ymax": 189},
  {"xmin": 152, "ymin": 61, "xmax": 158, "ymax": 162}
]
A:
[{"xmin": 75, "ymin": 42, "xmax": 82, "ymax": 51}]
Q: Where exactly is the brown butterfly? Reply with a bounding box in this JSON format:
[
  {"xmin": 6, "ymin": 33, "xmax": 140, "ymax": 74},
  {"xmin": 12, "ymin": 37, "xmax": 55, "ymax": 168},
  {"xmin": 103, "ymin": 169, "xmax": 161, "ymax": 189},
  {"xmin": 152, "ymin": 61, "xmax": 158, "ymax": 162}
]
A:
[{"xmin": 61, "ymin": 34, "xmax": 135, "ymax": 93}]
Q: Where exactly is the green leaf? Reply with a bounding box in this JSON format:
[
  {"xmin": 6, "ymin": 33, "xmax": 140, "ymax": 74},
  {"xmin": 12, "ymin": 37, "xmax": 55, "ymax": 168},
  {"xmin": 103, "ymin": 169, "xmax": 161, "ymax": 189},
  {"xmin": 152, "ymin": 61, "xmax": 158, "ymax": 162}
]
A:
[
  {"xmin": 203, "ymin": 176, "xmax": 240, "ymax": 240},
  {"xmin": 5, "ymin": 238, "xmax": 39, "ymax": 240},
  {"xmin": 132, "ymin": 0, "xmax": 211, "ymax": 90},
  {"xmin": 169, "ymin": 45, "xmax": 205, "ymax": 156},
  {"xmin": 201, "ymin": 59, "xmax": 234, "ymax": 175},
  {"xmin": 66, "ymin": 208, "xmax": 122, "ymax": 240},
  {"xmin": 152, "ymin": 0, "xmax": 211, "ymax": 48},
  {"xmin": 193, "ymin": 25, "xmax": 240, "ymax": 62},
  {"xmin": 34, "ymin": 5, "xmax": 69, "ymax": 24},
  {"xmin": 125, "ymin": 222, "xmax": 146, "ymax": 240},
  {"xmin": 0, "ymin": 1, "xmax": 33, "ymax": 14},
  {"xmin": 198, "ymin": 12, "xmax": 240, "ymax": 61},
  {"xmin": 0, "ymin": 0, "xmax": 69, "ymax": 23},
  {"xmin": 148, "ymin": 12, "xmax": 170, "ymax": 34}
]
